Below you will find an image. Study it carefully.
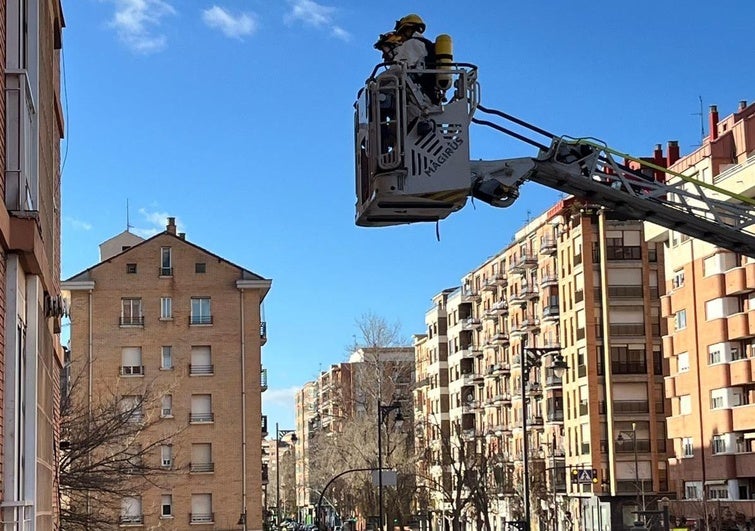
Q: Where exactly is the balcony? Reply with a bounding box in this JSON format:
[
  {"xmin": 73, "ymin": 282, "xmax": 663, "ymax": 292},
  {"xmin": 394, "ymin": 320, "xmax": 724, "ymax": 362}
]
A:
[
  {"xmin": 545, "ymin": 374, "xmax": 562, "ymax": 389},
  {"xmin": 120, "ymin": 515, "xmax": 144, "ymax": 525},
  {"xmin": 119, "ymin": 316, "xmax": 144, "ymax": 327},
  {"xmin": 493, "ymin": 332, "xmax": 509, "ymax": 345},
  {"xmin": 120, "ymin": 365, "xmax": 144, "ymax": 376},
  {"xmin": 520, "ymin": 318, "xmax": 541, "ymax": 332},
  {"xmin": 614, "ymin": 438, "xmax": 651, "ymax": 453},
  {"xmin": 190, "ymin": 412, "xmax": 214, "ymax": 424},
  {"xmin": 482, "ymin": 278, "xmax": 498, "ymax": 292},
  {"xmin": 540, "ymin": 274, "xmax": 559, "ymax": 288},
  {"xmin": 509, "ymin": 254, "xmax": 539, "ymax": 274},
  {"xmin": 190, "ymin": 513, "xmax": 215, "ymax": 524},
  {"xmin": 261, "ymin": 464, "xmax": 269, "ymax": 482},
  {"xmin": 462, "ymin": 317, "xmax": 482, "ymax": 331},
  {"xmin": 261, "ymin": 367, "xmax": 268, "ymax": 391},
  {"xmin": 493, "ymin": 393, "xmax": 512, "ymax": 405},
  {"xmin": 262, "ymin": 415, "xmax": 268, "ymax": 436},
  {"xmin": 189, "ymin": 315, "xmax": 213, "ymax": 326},
  {"xmin": 528, "ymin": 415, "xmax": 544, "ymax": 427},
  {"xmin": 520, "ymin": 286, "xmax": 540, "ymax": 302},
  {"xmin": 494, "ymin": 363, "xmax": 510, "ymax": 376},
  {"xmin": 542, "ymin": 305, "xmax": 560, "ymax": 322},
  {"xmin": 494, "ymin": 273, "xmax": 508, "ymax": 286},
  {"xmin": 189, "ymin": 364, "xmax": 214, "ymax": 376},
  {"xmin": 546, "ymin": 410, "xmax": 564, "ymax": 423},
  {"xmin": 492, "ymin": 300, "xmax": 509, "ymax": 315},
  {"xmin": 457, "ymin": 347, "xmax": 477, "ymax": 360},
  {"xmin": 469, "ymin": 346, "xmax": 484, "ymax": 358},
  {"xmin": 526, "ymin": 382, "xmax": 543, "ymax": 397},
  {"xmin": 190, "ymin": 462, "xmax": 215, "ymax": 473},
  {"xmin": 461, "ymin": 287, "xmax": 481, "ymax": 302},
  {"xmin": 261, "ymin": 321, "xmax": 268, "ymax": 345},
  {"xmin": 540, "ymin": 237, "xmax": 557, "ymax": 255},
  {"xmin": 483, "ymin": 309, "xmax": 499, "ymax": 321}
]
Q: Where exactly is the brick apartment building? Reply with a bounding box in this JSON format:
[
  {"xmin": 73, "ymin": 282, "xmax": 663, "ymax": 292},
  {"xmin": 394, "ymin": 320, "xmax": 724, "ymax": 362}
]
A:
[
  {"xmin": 1, "ymin": 1, "xmax": 66, "ymax": 528},
  {"xmin": 647, "ymin": 100, "xmax": 755, "ymax": 527},
  {"xmin": 62, "ymin": 219, "xmax": 271, "ymax": 530},
  {"xmin": 415, "ymin": 199, "xmax": 671, "ymax": 531},
  {"xmin": 294, "ymin": 347, "xmax": 415, "ymax": 527}
]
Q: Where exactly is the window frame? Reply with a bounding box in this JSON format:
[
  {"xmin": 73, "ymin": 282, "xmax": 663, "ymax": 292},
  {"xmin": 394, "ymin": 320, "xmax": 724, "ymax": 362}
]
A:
[
  {"xmin": 160, "ymin": 297, "xmax": 172, "ymax": 320},
  {"xmin": 190, "ymin": 297, "xmax": 212, "ymax": 325},
  {"xmin": 160, "ymin": 247, "xmax": 173, "ymax": 276},
  {"xmin": 161, "ymin": 346, "xmax": 173, "ymax": 370}
]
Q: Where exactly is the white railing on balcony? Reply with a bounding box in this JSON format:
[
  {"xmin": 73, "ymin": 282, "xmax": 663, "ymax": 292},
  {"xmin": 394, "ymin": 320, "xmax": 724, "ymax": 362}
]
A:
[{"xmin": 5, "ymin": 70, "xmax": 37, "ymax": 212}]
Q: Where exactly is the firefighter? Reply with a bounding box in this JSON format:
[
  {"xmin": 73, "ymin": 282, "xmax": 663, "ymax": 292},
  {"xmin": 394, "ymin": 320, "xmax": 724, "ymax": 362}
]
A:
[
  {"xmin": 392, "ymin": 14, "xmax": 431, "ymax": 69},
  {"xmin": 373, "ymin": 32, "xmax": 403, "ymax": 63}
]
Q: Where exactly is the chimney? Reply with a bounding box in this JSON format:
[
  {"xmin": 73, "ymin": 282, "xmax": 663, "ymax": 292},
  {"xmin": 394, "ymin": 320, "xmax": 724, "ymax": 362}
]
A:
[
  {"xmin": 167, "ymin": 217, "xmax": 177, "ymax": 235},
  {"xmin": 667, "ymin": 140, "xmax": 680, "ymax": 166},
  {"xmin": 709, "ymin": 105, "xmax": 719, "ymax": 141},
  {"xmin": 178, "ymin": 232, "xmax": 186, "ymax": 240},
  {"xmin": 653, "ymin": 144, "xmax": 666, "ymax": 182},
  {"xmin": 739, "ymin": 100, "xmax": 748, "ymax": 112}
]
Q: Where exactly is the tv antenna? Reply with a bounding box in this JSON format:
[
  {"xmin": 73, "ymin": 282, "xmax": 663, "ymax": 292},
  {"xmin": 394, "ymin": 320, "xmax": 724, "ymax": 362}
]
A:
[{"xmin": 690, "ymin": 96, "xmax": 705, "ymax": 147}]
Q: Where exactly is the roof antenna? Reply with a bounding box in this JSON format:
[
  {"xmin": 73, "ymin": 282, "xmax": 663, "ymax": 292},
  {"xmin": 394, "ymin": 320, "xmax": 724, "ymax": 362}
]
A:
[
  {"xmin": 690, "ymin": 96, "xmax": 705, "ymax": 148},
  {"xmin": 126, "ymin": 199, "xmax": 134, "ymax": 232}
]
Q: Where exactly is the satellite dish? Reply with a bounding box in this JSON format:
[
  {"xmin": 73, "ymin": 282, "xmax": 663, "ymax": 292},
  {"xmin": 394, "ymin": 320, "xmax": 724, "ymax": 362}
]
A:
[{"xmin": 466, "ymin": 393, "xmax": 474, "ymax": 403}]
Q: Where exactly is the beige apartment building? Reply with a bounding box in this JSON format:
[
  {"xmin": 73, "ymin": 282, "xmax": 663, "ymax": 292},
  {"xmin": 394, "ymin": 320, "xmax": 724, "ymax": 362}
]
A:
[
  {"xmin": 1, "ymin": 1, "xmax": 66, "ymax": 529},
  {"xmin": 416, "ymin": 198, "xmax": 671, "ymax": 531},
  {"xmin": 648, "ymin": 100, "xmax": 755, "ymax": 527},
  {"xmin": 62, "ymin": 219, "xmax": 271, "ymax": 530}
]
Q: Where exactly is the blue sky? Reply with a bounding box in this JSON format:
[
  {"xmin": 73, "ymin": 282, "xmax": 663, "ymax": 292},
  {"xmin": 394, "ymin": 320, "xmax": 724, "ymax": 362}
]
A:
[{"xmin": 61, "ymin": 0, "xmax": 755, "ymax": 430}]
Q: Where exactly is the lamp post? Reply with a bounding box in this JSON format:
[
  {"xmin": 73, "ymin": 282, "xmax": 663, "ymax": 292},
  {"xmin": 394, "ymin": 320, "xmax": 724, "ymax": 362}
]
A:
[
  {"xmin": 378, "ymin": 402, "xmax": 404, "ymax": 531},
  {"xmin": 276, "ymin": 423, "xmax": 298, "ymax": 528},
  {"xmin": 617, "ymin": 423, "xmax": 645, "ymax": 526},
  {"xmin": 522, "ymin": 346, "xmax": 567, "ymax": 531}
]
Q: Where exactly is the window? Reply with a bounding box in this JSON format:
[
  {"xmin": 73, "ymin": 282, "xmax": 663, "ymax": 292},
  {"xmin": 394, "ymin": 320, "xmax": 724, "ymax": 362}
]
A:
[
  {"xmin": 190, "ymin": 493, "xmax": 213, "ymax": 523},
  {"xmin": 120, "ymin": 347, "xmax": 143, "ymax": 376},
  {"xmin": 195, "ymin": 262, "xmax": 206, "ymax": 273},
  {"xmin": 120, "ymin": 395, "xmax": 143, "ymax": 423},
  {"xmin": 161, "ymin": 394, "xmax": 173, "ymax": 417},
  {"xmin": 709, "ymin": 486, "xmax": 729, "ymax": 500},
  {"xmin": 126, "ymin": 263, "xmax": 137, "ymax": 274},
  {"xmin": 685, "ymin": 482, "xmax": 702, "ymax": 500},
  {"xmin": 677, "ymin": 352, "xmax": 689, "ymax": 373},
  {"xmin": 190, "ymin": 297, "xmax": 212, "ymax": 325},
  {"xmin": 682, "ymin": 437, "xmax": 694, "ymax": 457},
  {"xmin": 674, "ymin": 309, "xmax": 687, "ymax": 331},
  {"xmin": 711, "ymin": 395, "xmax": 724, "ymax": 409},
  {"xmin": 190, "ymin": 394, "xmax": 213, "ymax": 423},
  {"xmin": 161, "ymin": 445, "xmax": 173, "ymax": 468},
  {"xmin": 161, "ymin": 346, "xmax": 173, "ymax": 370},
  {"xmin": 672, "ymin": 269, "xmax": 685, "ymax": 289},
  {"xmin": 679, "ymin": 395, "xmax": 692, "ymax": 415},
  {"xmin": 191, "ymin": 443, "xmax": 214, "ymax": 473},
  {"xmin": 120, "ymin": 298, "xmax": 143, "ymax": 326},
  {"xmin": 160, "ymin": 297, "xmax": 172, "ymax": 320},
  {"xmin": 120, "ymin": 496, "xmax": 143, "ymax": 524},
  {"xmin": 190, "ymin": 346, "xmax": 213, "ymax": 376},
  {"xmin": 160, "ymin": 247, "xmax": 172, "ymax": 276},
  {"xmin": 712, "ymin": 435, "xmax": 727, "ymax": 455},
  {"xmin": 709, "ymin": 346, "xmax": 723, "ymax": 365},
  {"xmin": 161, "ymin": 495, "xmax": 173, "ymax": 518}
]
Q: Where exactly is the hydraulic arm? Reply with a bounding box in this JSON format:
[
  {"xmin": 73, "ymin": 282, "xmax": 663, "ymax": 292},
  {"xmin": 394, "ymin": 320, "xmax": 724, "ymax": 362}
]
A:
[{"xmin": 354, "ymin": 64, "xmax": 755, "ymax": 256}]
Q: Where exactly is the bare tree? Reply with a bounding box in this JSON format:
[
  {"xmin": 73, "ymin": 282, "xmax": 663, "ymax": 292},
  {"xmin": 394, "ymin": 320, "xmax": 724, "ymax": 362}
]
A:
[{"xmin": 59, "ymin": 365, "xmax": 184, "ymax": 530}]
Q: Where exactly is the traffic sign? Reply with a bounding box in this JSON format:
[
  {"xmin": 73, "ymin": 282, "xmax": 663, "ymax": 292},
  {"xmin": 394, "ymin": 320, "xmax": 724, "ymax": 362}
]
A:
[{"xmin": 571, "ymin": 468, "xmax": 598, "ymax": 484}]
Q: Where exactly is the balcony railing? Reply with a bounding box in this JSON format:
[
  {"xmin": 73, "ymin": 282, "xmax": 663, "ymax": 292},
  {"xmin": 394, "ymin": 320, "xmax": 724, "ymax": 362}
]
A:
[
  {"xmin": 5, "ymin": 70, "xmax": 37, "ymax": 212},
  {"xmin": 189, "ymin": 364, "xmax": 214, "ymax": 376},
  {"xmin": 190, "ymin": 513, "xmax": 214, "ymax": 524},
  {"xmin": 261, "ymin": 321, "xmax": 267, "ymax": 344},
  {"xmin": 611, "ymin": 361, "xmax": 647, "ymax": 374},
  {"xmin": 613, "ymin": 400, "xmax": 649, "ymax": 414},
  {"xmin": 540, "ymin": 237, "xmax": 557, "ymax": 255},
  {"xmin": 262, "ymin": 414, "xmax": 268, "ymax": 435},
  {"xmin": 615, "ymin": 438, "xmax": 651, "ymax": 453},
  {"xmin": 120, "ymin": 515, "xmax": 144, "ymax": 525},
  {"xmin": 120, "ymin": 365, "xmax": 144, "ymax": 376},
  {"xmin": 189, "ymin": 412, "xmax": 215, "ymax": 423},
  {"xmin": 119, "ymin": 316, "xmax": 144, "ymax": 326},
  {"xmin": 546, "ymin": 410, "xmax": 564, "ymax": 422},
  {"xmin": 615, "ymin": 480, "xmax": 652, "ymax": 493},
  {"xmin": 190, "ymin": 462, "xmax": 215, "ymax": 473},
  {"xmin": 261, "ymin": 367, "xmax": 268, "ymax": 391},
  {"xmin": 190, "ymin": 315, "xmax": 213, "ymax": 325}
]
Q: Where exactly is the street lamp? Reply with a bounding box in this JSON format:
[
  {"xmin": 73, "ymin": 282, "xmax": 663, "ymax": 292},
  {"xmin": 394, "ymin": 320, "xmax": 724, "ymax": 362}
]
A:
[
  {"xmin": 522, "ymin": 346, "xmax": 567, "ymax": 531},
  {"xmin": 378, "ymin": 402, "xmax": 404, "ymax": 531},
  {"xmin": 617, "ymin": 422, "xmax": 645, "ymax": 526},
  {"xmin": 276, "ymin": 423, "xmax": 298, "ymax": 528}
]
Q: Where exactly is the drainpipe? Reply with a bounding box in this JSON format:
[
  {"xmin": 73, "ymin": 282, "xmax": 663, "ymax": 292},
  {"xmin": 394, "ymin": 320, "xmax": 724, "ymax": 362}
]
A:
[{"xmin": 240, "ymin": 289, "xmax": 248, "ymax": 531}]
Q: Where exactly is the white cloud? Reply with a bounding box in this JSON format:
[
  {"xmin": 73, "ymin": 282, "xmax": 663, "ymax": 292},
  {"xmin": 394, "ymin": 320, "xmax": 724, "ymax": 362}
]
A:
[
  {"xmin": 131, "ymin": 207, "xmax": 183, "ymax": 238},
  {"xmin": 262, "ymin": 386, "xmax": 299, "ymax": 409},
  {"xmin": 65, "ymin": 217, "xmax": 93, "ymax": 231},
  {"xmin": 105, "ymin": 0, "xmax": 176, "ymax": 54},
  {"xmin": 284, "ymin": 0, "xmax": 351, "ymax": 41},
  {"xmin": 202, "ymin": 6, "xmax": 258, "ymax": 40}
]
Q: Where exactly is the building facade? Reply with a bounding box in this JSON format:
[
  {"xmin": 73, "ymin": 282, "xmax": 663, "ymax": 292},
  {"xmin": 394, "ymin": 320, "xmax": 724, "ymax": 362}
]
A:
[
  {"xmin": 648, "ymin": 100, "xmax": 755, "ymax": 528},
  {"xmin": 62, "ymin": 219, "xmax": 271, "ymax": 530},
  {"xmin": 2, "ymin": 1, "xmax": 65, "ymax": 528},
  {"xmin": 416, "ymin": 198, "xmax": 671, "ymax": 530}
]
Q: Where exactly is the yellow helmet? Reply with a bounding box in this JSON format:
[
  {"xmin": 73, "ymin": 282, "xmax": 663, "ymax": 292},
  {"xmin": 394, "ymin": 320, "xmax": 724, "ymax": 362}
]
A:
[
  {"xmin": 373, "ymin": 32, "xmax": 403, "ymax": 50},
  {"xmin": 395, "ymin": 14, "xmax": 425, "ymax": 34}
]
